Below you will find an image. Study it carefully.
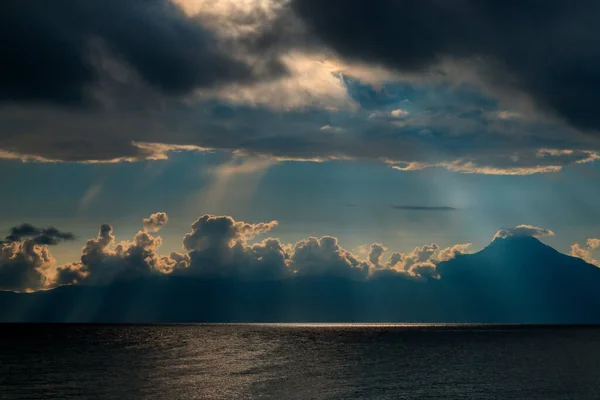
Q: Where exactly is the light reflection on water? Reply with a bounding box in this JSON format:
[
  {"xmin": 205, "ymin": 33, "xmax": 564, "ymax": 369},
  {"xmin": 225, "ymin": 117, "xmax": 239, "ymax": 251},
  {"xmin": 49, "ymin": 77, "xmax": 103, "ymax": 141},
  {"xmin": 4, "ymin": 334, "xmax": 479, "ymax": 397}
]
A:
[{"xmin": 1, "ymin": 324, "xmax": 600, "ymax": 399}]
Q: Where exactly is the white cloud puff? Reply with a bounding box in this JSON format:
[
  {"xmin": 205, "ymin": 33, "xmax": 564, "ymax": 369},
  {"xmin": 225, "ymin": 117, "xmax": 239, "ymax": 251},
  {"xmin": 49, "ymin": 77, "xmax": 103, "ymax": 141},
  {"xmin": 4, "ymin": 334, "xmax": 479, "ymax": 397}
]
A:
[
  {"xmin": 494, "ymin": 225, "xmax": 555, "ymax": 240},
  {"xmin": 143, "ymin": 212, "xmax": 169, "ymax": 233}
]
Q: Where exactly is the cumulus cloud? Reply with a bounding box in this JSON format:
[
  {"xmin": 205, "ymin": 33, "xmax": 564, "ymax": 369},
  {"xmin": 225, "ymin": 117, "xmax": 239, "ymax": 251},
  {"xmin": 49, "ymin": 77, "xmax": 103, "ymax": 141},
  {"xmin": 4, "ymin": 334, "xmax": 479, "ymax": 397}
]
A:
[
  {"xmin": 181, "ymin": 214, "xmax": 288, "ymax": 279},
  {"xmin": 183, "ymin": 215, "xmax": 278, "ymax": 252},
  {"xmin": 179, "ymin": 215, "xmax": 466, "ymax": 282},
  {"xmin": 55, "ymin": 213, "xmax": 189, "ymax": 286},
  {"xmin": 290, "ymin": 236, "xmax": 370, "ymax": 280},
  {"xmin": 178, "ymin": 215, "xmax": 464, "ymax": 282},
  {"xmin": 0, "ymin": 223, "xmax": 78, "ymax": 291},
  {"xmin": 52, "ymin": 214, "xmax": 291, "ymax": 286},
  {"xmin": 0, "ymin": 240, "xmax": 56, "ymax": 292},
  {"xmin": 571, "ymin": 238, "xmax": 600, "ymax": 266},
  {"xmin": 381, "ymin": 244, "xmax": 441, "ymax": 279},
  {"xmin": 370, "ymin": 242, "xmax": 472, "ymax": 280},
  {"xmin": 368, "ymin": 243, "xmax": 387, "ymax": 266},
  {"xmin": 143, "ymin": 212, "xmax": 169, "ymax": 233},
  {"xmin": 494, "ymin": 225, "xmax": 555, "ymax": 240},
  {"xmin": 57, "ymin": 212, "xmax": 471, "ymax": 288},
  {"xmin": 0, "ymin": 213, "xmax": 530, "ymax": 292},
  {"xmin": 438, "ymin": 243, "xmax": 473, "ymax": 262}
]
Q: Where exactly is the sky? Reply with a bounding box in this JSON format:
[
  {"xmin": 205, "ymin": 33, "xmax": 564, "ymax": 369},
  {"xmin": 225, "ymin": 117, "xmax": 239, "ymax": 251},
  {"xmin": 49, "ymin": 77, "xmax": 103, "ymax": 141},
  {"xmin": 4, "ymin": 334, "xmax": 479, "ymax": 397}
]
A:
[{"xmin": 3, "ymin": 0, "xmax": 600, "ymax": 292}]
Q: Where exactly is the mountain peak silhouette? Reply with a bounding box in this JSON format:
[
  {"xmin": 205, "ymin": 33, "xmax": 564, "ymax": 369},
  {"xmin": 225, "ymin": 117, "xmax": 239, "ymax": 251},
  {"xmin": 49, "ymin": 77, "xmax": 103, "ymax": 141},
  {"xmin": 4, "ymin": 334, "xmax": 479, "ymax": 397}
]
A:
[
  {"xmin": 432, "ymin": 234, "xmax": 600, "ymax": 323},
  {"xmin": 472, "ymin": 235, "xmax": 566, "ymax": 271},
  {"xmin": 484, "ymin": 234, "xmax": 556, "ymax": 254},
  {"xmin": 438, "ymin": 234, "xmax": 595, "ymax": 281}
]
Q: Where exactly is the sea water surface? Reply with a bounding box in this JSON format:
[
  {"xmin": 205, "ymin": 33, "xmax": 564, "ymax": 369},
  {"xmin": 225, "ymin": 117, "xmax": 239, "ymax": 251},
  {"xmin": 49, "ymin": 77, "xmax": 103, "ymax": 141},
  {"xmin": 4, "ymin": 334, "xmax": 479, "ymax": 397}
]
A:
[{"xmin": 1, "ymin": 324, "xmax": 599, "ymax": 399}]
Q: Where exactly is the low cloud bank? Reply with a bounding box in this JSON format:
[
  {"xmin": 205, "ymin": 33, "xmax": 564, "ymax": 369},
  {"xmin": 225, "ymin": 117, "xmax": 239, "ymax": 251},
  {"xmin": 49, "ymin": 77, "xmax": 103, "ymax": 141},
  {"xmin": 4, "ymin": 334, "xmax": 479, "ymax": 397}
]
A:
[{"xmin": 2, "ymin": 215, "xmax": 592, "ymax": 293}]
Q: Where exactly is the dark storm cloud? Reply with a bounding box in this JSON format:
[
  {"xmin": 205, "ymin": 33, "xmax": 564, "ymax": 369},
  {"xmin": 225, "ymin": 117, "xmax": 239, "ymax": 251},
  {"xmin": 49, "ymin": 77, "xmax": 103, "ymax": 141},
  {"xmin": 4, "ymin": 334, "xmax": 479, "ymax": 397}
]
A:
[
  {"xmin": 3, "ymin": 224, "xmax": 75, "ymax": 245},
  {"xmin": 288, "ymin": 0, "xmax": 600, "ymax": 132},
  {"xmin": 3, "ymin": 0, "xmax": 600, "ymax": 174},
  {"xmin": 0, "ymin": 0, "xmax": 281, "ymax": 105}
]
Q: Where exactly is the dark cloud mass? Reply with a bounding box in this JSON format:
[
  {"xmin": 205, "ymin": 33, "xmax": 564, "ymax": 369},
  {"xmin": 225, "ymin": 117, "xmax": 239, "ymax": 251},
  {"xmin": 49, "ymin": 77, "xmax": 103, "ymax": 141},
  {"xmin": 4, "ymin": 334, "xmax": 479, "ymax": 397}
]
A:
[
  {"xmin": 290, "ymin": 0, "xmax": 600, "ymax": 131},
  {"xmin": 2, "ymin": 1, "xmax": 600, "ymax": 173},
  {"xmin": 3, "ymin": 224, "xmax": 75, "ymax": 245},
  {"xmin": 0, "ymin": 0, "xmax": 276, "ymax": 105}
]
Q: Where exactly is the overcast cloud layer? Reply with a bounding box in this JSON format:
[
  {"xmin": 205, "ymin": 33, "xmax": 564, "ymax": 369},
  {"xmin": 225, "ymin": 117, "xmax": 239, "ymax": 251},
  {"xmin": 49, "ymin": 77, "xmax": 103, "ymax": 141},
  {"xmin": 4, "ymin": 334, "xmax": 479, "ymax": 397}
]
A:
[
  {"xmin": 2, "ymin": 0, "xmax": 600, "ymax": 174},
  {"xmin": 289, "ymin": 0, "xmax": 600, "ymax": 131}
]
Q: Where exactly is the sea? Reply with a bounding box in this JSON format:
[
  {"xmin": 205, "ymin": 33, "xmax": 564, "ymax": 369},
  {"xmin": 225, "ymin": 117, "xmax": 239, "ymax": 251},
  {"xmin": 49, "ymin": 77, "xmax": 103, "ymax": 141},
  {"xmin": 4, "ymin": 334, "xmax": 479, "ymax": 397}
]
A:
[{"xmin": 1, "ymin": 324, "xmax": 599, "ymax": 399}]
